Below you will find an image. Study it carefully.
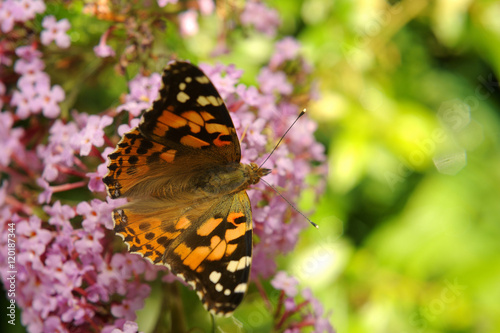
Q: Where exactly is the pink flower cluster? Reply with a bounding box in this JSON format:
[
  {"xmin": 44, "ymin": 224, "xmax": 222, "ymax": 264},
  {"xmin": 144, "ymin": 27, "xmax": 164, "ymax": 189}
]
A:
[
  {"xmin": 33, "ymin": 110, "xmax": 116, "ymax": 205},
  {"xmin": 241, "ymin": 0, "xmax": 281, "ymax": 36},
  {"xmin": 1, "ymin": 4, "xmax": 161, "ymax": 332},
  {"xmin": 270, "ymin": 272, "xmax": 335, "ymax": 333},
  {"xmin": 155, "ymin": 0, "xmax": 214, "ymax": 37},
  {"xmin": 10, "ymin": 45, "xmax": 65, "ymax": 119},
  {"xmin": 40, "ymin": 16, "xmax": 71, "ymax": 48},
  {"xmin": 1, "ymin": 198, "xmax": 164, "ymax": 332},
  {"xmin": 117, "ymin": 73, "xmax": 162, "ymax": 117},
  {"xmin": 0, "ymin": 0, "xmax": 45, "ymax": 33}
]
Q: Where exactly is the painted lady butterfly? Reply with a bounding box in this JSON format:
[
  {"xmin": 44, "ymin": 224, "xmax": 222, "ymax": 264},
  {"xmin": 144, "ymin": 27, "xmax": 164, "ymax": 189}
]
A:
[{"xmin": 103, "ymin": 61, "xmax": 270, "ymax": 316}]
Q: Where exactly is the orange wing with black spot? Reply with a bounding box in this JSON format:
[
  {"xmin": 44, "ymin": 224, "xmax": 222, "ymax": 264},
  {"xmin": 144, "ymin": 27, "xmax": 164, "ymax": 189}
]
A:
[
  {"xmin": 139, "ymin": 61, "xmax": 241, "ymax": 163},
  {"xmin": 104, "ymin": 128, "xmax": 176, "ymax": 198},
  {"xmin": 104, "ymin": 62, "xmax": 242, "ymax": 199}
]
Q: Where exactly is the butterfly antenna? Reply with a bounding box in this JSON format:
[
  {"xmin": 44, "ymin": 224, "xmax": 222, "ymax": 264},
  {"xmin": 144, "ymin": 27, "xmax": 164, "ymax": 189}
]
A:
[
  {"xmin": 258, "ymin": 109, "xmax": 318, "ymax": 229},
  {"xmin": 261, "ymin": 178, "xmax": 319, "ymax": 229},
  {"xmin": 259, "ymin": 109, "xmax": 307, "ymax": 169}
]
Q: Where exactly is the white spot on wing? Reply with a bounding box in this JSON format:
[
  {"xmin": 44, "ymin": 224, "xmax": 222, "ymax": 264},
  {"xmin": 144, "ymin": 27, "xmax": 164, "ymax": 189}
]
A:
[
  {"xmin": 227, "ymin": 256, "xmax": 251, "ymax": 272},
  {"xmin": 209, "ymin": 271, "xmax": 221, "ymax": 284},
  {"xmin": 207, "ymin": 95, "xmax": 222, "ymax": 106},
  {"xmin": 215, "ymin": 283, "xmax": 223, "ymax": 292},
  {"xmin": 197, "ymin": 95, "xmax": 222, "ymax": 106},
  {"xmin": 177, "ymin": 91, "xmax": 190, "ymax": 103},
  {"xmin": 195, "ymin": 75, "xmax": 210, "ymax": 84},
  {"xmin": 237, "ymin": 256, "xmax": 251, "ymax": 270},
  {"xmin": 227, "ymin": 260, "xmax": 238, "ymax": 272},
  {"xmin": 234, "ymin": 283, "xmax": 247, "ymax": 293},
  {"xmin": 197, "ymin": 95, "xmax": 210, "ymax": 106}
]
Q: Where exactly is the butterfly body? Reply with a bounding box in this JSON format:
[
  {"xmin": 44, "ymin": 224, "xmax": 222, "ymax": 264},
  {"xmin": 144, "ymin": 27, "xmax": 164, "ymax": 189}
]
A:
[
  {"xmin": 103, "ymin": 61, "xmax": 269, "ymax": 316},
  {"xmin": 195, "ymin": 162, "xmax": 270, "ymax": 196}
]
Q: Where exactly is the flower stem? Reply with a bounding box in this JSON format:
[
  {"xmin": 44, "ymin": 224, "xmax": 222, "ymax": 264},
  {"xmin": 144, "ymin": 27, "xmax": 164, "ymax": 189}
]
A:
[
  {"xmin": 255, "ymin": 277, "xmax": 273, "ymax": 310},
  {"xmin": 51, "ymin": 180, "xmax": 87, "ymax": 193}
]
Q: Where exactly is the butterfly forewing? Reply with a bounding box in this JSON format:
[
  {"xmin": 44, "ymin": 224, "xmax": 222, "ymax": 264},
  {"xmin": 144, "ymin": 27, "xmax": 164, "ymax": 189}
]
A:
[
  {"xmin": 139, "ymin": 61, "xmax": 241, "ymax": 163},
  {"xmin": 103, "ymin": 61, "xmax": 263, "ymax": 316}
]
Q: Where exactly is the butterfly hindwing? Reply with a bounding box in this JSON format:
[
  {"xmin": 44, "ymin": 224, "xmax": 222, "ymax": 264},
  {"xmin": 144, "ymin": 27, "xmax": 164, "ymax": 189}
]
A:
[
  {"xmin": 166, "ymin": 192, "xmax": 253, "ymax": 314},
  {"xmin": 112, "ymin": 192, "xmax": 252, "ymax": 315}
]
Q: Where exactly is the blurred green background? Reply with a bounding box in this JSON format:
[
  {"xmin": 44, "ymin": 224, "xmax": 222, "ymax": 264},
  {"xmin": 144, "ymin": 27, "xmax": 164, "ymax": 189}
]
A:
[{"xmin": 265, "ymin": 0, "xmax": 500, "ymax": 332}]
